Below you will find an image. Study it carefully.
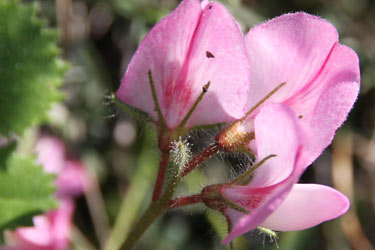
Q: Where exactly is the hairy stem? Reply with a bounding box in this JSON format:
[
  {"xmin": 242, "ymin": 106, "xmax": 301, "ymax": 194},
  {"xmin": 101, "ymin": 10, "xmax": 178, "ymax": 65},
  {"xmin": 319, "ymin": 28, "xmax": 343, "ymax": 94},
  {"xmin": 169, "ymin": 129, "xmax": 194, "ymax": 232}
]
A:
[
  {"xmin": 103, "ymin": 130, "xmax": 158, "ymax": 250},
  {"xmin": 181, "ymin": 143, "xmax": 219, "ymax": 177},
  {"xmin": 152, "ymin": 150, "xmax": 170, "ymax": 201},
  {"xmin": 120, "ymin": 166, "xmax": 181, "ymax": 250},
  {"xmin": 169, "ymin": 194, "xmax": 202, "ymax": 209},
  {"xmin": 120, "ymin": 200, "xmax": 167, "ymax": 250},
  {"xmin": 119, "ymin": 122, "xmax": 222, "ymax": 249}
]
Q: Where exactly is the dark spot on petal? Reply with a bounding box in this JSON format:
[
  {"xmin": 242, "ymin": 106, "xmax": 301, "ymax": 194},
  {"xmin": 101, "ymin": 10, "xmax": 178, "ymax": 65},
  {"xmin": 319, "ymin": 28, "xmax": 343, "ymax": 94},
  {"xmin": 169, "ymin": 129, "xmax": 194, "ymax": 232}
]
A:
[
  {"xmin": 202, "ymin": 81, "xmax": 210, "ymax": 93},
  {"xmin": 208, "ymin": 5, "xmax": 212, "ymax": 9},
  {"xmin": 206, "ymin": 51, "xmax": 215, "ymax": 58},
  {"xmin": 298, "ymin": 115, "xmax": 303, "ymax": 119}
]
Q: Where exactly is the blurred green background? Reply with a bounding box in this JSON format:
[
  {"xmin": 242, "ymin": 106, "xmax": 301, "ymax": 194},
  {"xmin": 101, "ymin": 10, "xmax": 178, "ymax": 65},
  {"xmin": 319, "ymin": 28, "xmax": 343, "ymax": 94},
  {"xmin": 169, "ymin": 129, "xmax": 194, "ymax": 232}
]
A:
[{"xmin": 30, "ymin": 0, "xmax": 375, "ymax": 249}]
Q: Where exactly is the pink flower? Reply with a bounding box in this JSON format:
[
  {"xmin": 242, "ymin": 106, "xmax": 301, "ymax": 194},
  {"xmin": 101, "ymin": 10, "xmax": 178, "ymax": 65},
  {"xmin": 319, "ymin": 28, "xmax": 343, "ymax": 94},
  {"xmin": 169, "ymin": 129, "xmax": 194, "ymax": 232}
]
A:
[
  {"xmin": 202, "ymin": 104, "xmax": 349, "ymax": 244},
  {"xmin": 35, "ymin": 136, "xmax": 66, "ymax": 174},
  {"xmin": 244, "ymin": 12, "xmax": 360, "ymax": 165},
  {"xmin": 36, "ymin": 136, "xmax": 91, "ymax": 198},
  {"xmin": 209, "ymin": 13, "xmax": 358, "ymax": 243},
  {"xmin": 2, "ymin": 137, "xmax": 91, "ymax": 250},
  {"xmin": 55, "ymin": 161, "xmax": 91, "ymax": 198},
  {"xmin": 2, "ymin": 199, "xmax": 74, "ymax": 250},
  {"xmin": 117, "ymin": 0, "xmax": 250, "ymax": 130}
]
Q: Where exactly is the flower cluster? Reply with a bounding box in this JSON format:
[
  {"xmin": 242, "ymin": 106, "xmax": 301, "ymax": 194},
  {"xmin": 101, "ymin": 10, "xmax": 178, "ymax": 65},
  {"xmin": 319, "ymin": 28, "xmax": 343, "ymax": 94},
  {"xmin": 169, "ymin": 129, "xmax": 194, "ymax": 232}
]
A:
[
  {"xmin": 116, "ymin": 0, "xmax": 360, "ymax": 246},
  {"xmin": 2, "ymin": 137, "xmax": 91, "ymax": 250}
]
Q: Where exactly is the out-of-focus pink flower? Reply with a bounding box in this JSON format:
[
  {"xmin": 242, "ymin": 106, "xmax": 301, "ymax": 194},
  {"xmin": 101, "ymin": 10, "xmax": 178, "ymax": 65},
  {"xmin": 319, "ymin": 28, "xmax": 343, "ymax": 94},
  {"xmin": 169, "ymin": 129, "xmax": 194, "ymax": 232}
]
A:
[
  {"xmin": 117, "ymin": 0, "xmax": 250, "ymax": 129},
  {"xmin": 243, "ymin": 12, "xmax": 360, "ymax": 165},
  {"xmin": 55, "ymin": 161, "xmax": 91, "ymax": 198},
  {"xmin": 202, "ymin": 104, "xmax": 349, "ymax": 244},
  {"xmin": 35, "ymin": 137, "xmax": 66, "ymax": 174},
  {"xmin": 2, "ymin": 137, "xmax": 91, "ymax": 250},
  {"xmin": 2, "ymin": 199, "xmax": 74, "ymax": 250},
  {"xmin": 35, "ymin": 136, "xmax": 91, "ymax": 198}
]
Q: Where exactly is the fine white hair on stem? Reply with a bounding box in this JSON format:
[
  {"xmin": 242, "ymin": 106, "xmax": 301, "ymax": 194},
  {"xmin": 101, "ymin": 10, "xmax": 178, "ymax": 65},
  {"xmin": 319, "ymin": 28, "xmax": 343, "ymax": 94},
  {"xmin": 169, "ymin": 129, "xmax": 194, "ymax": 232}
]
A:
[
  {"xmin": 257, "ymin": 227, "xmax": 279, "ymax": 248},
  {"xmin": 170, "ymin": 136, "xmax": 192, "ymax": 168}
]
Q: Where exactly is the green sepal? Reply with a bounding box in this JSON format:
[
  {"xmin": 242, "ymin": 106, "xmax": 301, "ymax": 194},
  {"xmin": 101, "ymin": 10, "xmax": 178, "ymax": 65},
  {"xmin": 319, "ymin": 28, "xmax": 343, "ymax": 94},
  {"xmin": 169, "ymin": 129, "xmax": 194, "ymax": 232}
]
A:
[{"xmin": 113, "ymin": 95, "xmax": 152, "ymax": 123}]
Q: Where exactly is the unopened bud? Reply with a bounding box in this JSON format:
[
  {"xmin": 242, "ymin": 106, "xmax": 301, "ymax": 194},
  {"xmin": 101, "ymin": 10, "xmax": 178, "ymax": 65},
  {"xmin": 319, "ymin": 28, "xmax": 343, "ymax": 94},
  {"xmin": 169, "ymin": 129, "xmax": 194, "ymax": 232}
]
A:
[
  {"xmin": 201, "ymin": 184, "xmax": 225, "ymax": 211},
  {"xmin": 216, "ymin": 119, "xmax": 254, "ymax": 152},
  {"xmin": 201, "ymin": 184, "xmax": 248, "ymax": 214},
  {"xmin": 215, "ymin": 81, "xmax": 287, "ymax": 153}
]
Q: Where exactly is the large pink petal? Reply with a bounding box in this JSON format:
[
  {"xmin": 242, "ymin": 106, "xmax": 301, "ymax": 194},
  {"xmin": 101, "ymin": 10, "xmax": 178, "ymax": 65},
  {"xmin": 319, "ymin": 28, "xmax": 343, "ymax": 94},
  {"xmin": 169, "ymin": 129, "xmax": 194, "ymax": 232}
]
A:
[
  {"xmin": 249, "ymin": 104, "xmax": 302, "ymax": 187},
  {"xmin": 222, "ymin": 163, "xmax": 296, "ymax": 245},
  {"xmin": 245, "ymin": 12, "xmax": 338, "ymax": 109},
  {"xmin": 117, "ymin": 0, "xmax": 249, "ymax": 129},
  {"xmin": 182, "ymin": 1, "xmax": 250, "ymax": 128},
  {"xmin": 117, "ymin": 0, "xmax": 200, "ymax": 126},
  {"xmin": 260, "ymin": 184, "xmax": 349, "ymax": 231},
  {"xmin": 288, "ymin": 44, "xmax": 360, "ymax": 166},
  {"xmin": 246, "ymin": 12, "xmax": 360, "ymax": 168}
]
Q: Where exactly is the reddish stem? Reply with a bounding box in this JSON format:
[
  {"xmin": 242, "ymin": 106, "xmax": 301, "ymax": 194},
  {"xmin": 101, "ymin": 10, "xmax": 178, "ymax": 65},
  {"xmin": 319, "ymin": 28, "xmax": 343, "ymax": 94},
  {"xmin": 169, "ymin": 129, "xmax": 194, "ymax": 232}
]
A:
[
  {"xmin": 181, "ymin": 143, "xmax": 219, "ymax": 177},
  {"xmin": 152, "ymin": 150, "xmax": 170, "ymax": 201},
  {"xmin": 169, "ymin": 194, "xmax": 203, "ymax": 208}
]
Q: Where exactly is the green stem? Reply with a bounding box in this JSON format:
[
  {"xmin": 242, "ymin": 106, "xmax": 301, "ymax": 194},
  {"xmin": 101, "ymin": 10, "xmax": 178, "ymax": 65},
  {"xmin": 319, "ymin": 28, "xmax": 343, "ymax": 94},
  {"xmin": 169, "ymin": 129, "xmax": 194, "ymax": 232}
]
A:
[
  {"xmin": 118, "ymin": 123, "xmax": 220, "ymax": 249},
  {"xmin": 120, "ymin": 200, "xmax": 168, "ymax": 250},
  {"xmin": 103, "ymin": 136, "xmax": 158, "ymax": 250},
  {"xmin": 181, "ymin": 143, "xmax": 219, "ymax": 177},
  {"xmin": 119, "ymin": 165, "xmax": 181, "ymax": 250},
  {"xmin": 169, "ymin": 194, "xmax": 202, "ymax": 209},
  {"xmin": 151, "ymin": 150, "xmax": 170, "ymax": 201}
]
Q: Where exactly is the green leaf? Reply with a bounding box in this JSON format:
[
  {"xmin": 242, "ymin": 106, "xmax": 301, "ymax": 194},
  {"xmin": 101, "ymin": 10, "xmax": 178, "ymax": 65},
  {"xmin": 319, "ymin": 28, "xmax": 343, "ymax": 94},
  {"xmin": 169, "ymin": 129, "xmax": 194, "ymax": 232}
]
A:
[
  {"xmin": 0, "ymin": 142, "xmax": 16, "ymax": 169},
  {"xmin": 0, "ymin": 152, "xmax": 57, "ymax": 234},
  {"xmin": 0, "ymin": 0, "xmax": 67, "ymax": 135}
]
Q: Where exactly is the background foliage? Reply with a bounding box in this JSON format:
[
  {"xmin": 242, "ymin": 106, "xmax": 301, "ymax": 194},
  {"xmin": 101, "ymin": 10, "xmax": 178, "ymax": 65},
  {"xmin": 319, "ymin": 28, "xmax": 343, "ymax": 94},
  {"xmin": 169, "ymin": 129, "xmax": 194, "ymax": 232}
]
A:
[
  {"xmin": 0, "ymin": 0, "xmax": 65, "ymax": 135},
  {"xmin": 0, "ymin": 0, "xmax": 60, "ymax": 238},
  {"xmin": 0, "ymin": 0, "xmax": 374, "ymax": 249}
]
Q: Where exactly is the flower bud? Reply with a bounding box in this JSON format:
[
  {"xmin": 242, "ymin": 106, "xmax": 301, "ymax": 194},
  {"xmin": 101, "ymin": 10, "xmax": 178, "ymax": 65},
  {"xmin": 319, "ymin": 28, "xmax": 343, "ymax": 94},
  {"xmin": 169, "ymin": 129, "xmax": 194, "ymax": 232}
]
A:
[
  {"xmin": 201, "ymin": 184, "xmax": 225, "ymax": 211},
  {"xmin": 216, "ymin": 119, "xmax": 254, "ymax": 152},
  {"xmin": 201, "ymin": 184, "xmax": 249, "ymax": 214}
]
